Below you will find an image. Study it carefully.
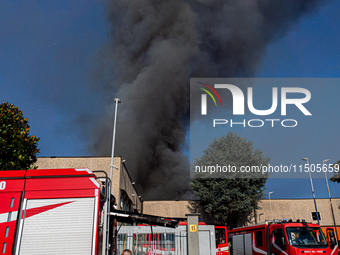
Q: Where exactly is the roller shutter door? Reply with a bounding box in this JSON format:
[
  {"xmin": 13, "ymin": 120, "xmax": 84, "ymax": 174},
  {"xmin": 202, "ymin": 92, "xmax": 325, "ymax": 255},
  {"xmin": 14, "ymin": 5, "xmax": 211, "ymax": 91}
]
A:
[
  {"xmin": 233, "ymin": 235, "xmax": 244, "ymax": 255},
  {"xmin": 232, "ymin": 233, "xmax": 253, "ymax": 255},
  {"xmin": 244, "ymin": 233, "xmax": 252, "ymax": 255},
  {"xmin": 18, "ymin": 197, "xmax": 96, "ymax": 255}
]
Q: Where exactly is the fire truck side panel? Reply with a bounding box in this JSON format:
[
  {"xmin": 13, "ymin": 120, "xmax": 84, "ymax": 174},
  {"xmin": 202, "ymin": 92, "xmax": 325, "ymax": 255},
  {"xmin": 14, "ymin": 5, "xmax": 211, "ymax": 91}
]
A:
[
  {"xmin": 16, "ymin": 197, "xmax": 98, "ymax": 255},
  {"xmin": 24, "ymin": 168, "xmax": 94, "ymax": 177},
  {"xmin": 23, "ymin": 189, "xmax": 98, "ymax": 199},
  {"xmin": 229, "ymin": 226, "xmax": 267, "ymax": 255},
  {"xmin": 232, "ymin": 235, "xmax": 244, "ymax": 255},
  {"xmin": 0, "ymin": 192, "xmax": 22, "ymax": 255},
  {"xmin": 231, "ymin": 233, "xmax": 253, "ymax": 255},
  {"xmin": 24, "ymin": 176, "xmax": 100, "ymax": 192},
  {"xmin": 0, "ymin": 171, "xmax": 26, "ymax": 255},
  {"xmin": 253, "ymin": 230, "xmax": 267, "ymax": 255},
  {"xmin": 0, "ymin": 170, "xmax": 26, "ymax": 180},
  {"xmin": 245, "ymin": 233, "xmax": 253, "ymax": 255},
  {"xmin": 0, "ymin": 169, "xmax": 101, "ymax": 255},
  {"xmin": 0, "ymin": 179, "xmax": 25, "ymax": 193}
]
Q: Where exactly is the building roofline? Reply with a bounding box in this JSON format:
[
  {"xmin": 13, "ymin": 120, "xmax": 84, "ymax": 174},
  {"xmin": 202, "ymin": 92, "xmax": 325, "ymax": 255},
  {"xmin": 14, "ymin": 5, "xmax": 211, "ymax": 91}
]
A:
[
  {"xmin": 38, "ymin": 156, "xmax": 122, "ymax": 158},
  {"xmin": 263, "ymin": 197, "xmax": 340, "ymax": 200}
]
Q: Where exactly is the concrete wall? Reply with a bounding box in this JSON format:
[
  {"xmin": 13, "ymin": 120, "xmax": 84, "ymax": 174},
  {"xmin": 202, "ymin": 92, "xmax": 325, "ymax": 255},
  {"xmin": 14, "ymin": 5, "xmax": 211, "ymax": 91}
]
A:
[
  {"xmin": 36, "ymin": 156, "xmax": 142, "ymax": 213},
  {"xmin": 255, "ymin": 198, "xmax": 340, "ymax": 226},
  {"xmin": 143, "ymin": 200, "xmax": 192, "ymax": 218},
  {"xmin": 142, "ymin": 198, "xmax": 340, "ymax": 227}
]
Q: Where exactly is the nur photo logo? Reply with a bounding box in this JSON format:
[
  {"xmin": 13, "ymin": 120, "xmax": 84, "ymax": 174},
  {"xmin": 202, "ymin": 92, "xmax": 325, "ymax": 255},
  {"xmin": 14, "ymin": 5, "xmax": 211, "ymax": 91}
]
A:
[{"xmin": 196, "ymin": 81, "xmax": 312, "ymax": 128}]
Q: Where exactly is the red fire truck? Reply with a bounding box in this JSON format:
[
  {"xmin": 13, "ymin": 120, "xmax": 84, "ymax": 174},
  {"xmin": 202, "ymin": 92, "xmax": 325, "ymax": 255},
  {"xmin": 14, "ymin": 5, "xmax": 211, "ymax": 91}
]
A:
[
  {"xmin": 0, "ymin": 168, "xmax": 108, "ymax": 255},
  {"xmin": 321, "ymin": 226, "xmax": 340, "ymax": 244},
  {"xmin": 215, "ymin": 225, "xmax": 229, "ymax": 255},
  {"xmin": 0, "ymin": 168, "xmax": 179, "ymax": 255},
  {"xmin": 228, "ymin": 220, "xmax": 339, "ymax": 255}
]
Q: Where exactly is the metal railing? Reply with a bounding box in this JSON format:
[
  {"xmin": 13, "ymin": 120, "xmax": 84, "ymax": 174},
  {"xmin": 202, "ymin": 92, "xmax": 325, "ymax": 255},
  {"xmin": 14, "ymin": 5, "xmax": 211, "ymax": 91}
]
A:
[{"xmin": 116, "ymin": 226, "xmax": 188, "ymax": 255}]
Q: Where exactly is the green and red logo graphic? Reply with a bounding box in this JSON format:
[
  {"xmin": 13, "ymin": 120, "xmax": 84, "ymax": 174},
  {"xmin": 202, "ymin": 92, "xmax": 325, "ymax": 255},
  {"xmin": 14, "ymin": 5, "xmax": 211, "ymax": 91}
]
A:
[{"xmin": 197, "ymin": 82, "xmax": 222, "ymax": 115}]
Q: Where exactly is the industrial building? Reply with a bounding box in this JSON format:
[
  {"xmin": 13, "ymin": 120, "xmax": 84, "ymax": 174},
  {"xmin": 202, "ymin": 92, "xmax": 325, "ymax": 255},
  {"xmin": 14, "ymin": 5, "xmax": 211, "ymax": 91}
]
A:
[{"xmin": 37, "ymin": 156, "xmax": 142, "ymax": 213}]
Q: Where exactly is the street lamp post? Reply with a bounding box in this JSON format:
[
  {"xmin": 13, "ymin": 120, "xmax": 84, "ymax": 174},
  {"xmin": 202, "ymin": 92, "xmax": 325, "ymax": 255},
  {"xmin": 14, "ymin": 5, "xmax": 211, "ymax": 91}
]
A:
[
  {"xmin": 268, "ymin": 191, "xmax": 274, "ymax": 220},
  {"xmin": 302, "ymin": 158, "xmax": 320, "ymax": 225},
  {"xmin": 323, "ymin": 159, "xmax": 338, "ymax": 243},
  {"xmin": 110, "ymin": 98, "xmax": 121, "ymax": 196}
]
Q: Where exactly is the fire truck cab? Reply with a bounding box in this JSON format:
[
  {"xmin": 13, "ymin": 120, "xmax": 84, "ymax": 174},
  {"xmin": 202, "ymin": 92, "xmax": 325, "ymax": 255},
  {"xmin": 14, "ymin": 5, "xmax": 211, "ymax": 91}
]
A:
[{"xmin": 228, "ymin": 220, "xmax": 339, "ymax": 255}]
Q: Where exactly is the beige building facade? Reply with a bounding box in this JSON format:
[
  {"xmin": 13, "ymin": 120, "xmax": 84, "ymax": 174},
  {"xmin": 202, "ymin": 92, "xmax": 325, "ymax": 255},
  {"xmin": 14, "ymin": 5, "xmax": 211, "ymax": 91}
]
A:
[
  {"xmin": 37, "ymin": 156, "xmax": 142, "ymax": 213},
  {"xmin": 143, "ymin": 198, "xmax": 340, "ymax": 227},
  {"xmin": 255, "ymin": 198, "xmax": 340, "ymax": 226}
]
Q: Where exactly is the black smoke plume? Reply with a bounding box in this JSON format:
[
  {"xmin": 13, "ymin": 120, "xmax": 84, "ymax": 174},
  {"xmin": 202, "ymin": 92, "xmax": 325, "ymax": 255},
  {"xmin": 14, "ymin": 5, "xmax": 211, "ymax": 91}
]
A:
[{"xmin": 90, "ymin": 0, "xmax": 329, "ymax": 200}]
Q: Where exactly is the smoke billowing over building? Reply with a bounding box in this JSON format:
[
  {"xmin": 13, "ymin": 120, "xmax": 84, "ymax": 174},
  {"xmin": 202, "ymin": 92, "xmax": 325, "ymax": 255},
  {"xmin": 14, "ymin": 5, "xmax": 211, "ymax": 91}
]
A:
[{"xmin": 90, "ymin": 0, "xmax": 329, "ymax": 200}]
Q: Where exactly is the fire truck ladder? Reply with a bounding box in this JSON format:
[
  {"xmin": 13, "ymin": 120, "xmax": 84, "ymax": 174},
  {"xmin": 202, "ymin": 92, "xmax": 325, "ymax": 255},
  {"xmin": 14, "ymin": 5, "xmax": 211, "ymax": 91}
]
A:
[{"xmin": 94, "ymin": 171, "xmax": 112, "ymax": 255}]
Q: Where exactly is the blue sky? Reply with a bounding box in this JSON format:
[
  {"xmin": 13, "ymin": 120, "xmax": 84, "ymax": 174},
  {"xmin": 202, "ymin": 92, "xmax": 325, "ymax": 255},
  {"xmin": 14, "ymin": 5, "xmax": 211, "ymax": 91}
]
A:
[
  {"xmin": 0, "ymin": 0, "xmax": 108, "ymax": 155},
  {"xmin": 256, "ymin": 0, "xmax": 340, "ymax": 199},
  {"xmin": 1, "ymin": 0, "xmax": 340, "ymax": 199}
]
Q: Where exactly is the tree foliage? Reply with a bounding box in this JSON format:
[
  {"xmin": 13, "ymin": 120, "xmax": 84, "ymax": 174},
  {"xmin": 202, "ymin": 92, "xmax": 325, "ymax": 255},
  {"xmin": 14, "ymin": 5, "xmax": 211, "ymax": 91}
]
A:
[
  {"xmin": 330, "ymin": 160, "xmax": 340, "ymax": 183},
  {"xmin": 0, "ymin": 102, "xmax": 40, "ymax": 170},
  {"xmin": 190, "ymin": 132, "xmax": 270, "ymax": 229}
]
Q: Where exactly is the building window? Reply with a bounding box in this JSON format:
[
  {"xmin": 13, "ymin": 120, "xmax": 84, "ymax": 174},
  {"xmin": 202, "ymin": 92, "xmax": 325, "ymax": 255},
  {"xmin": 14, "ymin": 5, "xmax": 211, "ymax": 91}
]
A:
[{"xmin": 311, "ymin": 212, "xmax": 321, "ymax": 221}]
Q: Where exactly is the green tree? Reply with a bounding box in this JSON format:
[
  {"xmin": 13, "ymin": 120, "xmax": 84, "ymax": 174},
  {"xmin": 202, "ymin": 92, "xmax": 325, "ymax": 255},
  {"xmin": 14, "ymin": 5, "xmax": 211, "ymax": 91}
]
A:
[
  {"xmin": 0, "ymin": 102, "xmax": 40, "ymax": 170},
  {"xmin": 330, "ymin": 160, "xmax": 340, "ymax": 183},
  {"xmin": 190, "ymin": 132, "xmax": 270, "ymax": 229}
]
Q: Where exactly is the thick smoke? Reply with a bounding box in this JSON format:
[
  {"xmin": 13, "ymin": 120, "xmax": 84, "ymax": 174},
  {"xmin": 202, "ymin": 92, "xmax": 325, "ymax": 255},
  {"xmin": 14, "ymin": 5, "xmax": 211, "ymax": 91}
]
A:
[{"xmin": 91, "ymin": 0, "xmax": 328, "ymax": 200}]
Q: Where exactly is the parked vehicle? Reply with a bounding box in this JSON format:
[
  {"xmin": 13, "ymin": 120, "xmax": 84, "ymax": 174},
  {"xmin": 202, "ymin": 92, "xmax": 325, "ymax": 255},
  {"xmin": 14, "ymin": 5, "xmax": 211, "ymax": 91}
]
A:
[
  {"xmin": 0, "ymin": 168, "xmax": 110, "ymax": 255},
  {"xmin": 1, "ymin": 168, "xmax": 177, "ymax": 255},
  {"xmin": 321, "ymin": 226, "xmax": 340, "ymax": 244},
  {"xmin": 228, "ymin": 219, "xmax": 339, "ymax": 255}
]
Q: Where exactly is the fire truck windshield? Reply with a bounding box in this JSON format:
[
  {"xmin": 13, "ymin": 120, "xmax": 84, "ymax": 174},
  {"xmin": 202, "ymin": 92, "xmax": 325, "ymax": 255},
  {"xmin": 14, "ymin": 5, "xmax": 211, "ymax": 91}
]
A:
[{"xmin": 286, "ymin": 227, "xmax": 328, "ymax": 247}]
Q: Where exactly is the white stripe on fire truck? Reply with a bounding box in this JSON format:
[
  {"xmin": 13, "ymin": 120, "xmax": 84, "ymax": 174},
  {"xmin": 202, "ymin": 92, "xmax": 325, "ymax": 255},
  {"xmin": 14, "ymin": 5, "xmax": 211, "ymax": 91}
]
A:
[
  {"xmin": 219, "ymin": 246, "xmax": 229, "ymax": 251},
  {"xmin": 92, "ymin": 195, "xmax": 99, "ymax": 255},
  {"xmin": 14, "ymin": 199, "xmax": 27, "ymax": 255},
  {"xmin": 0, "ymin": 211, "xmax": 18, "ymax": 224},
  {"xmin": 272, "ymin": 235, "xmax": 288, "ymax": 255},
  {"xmin": 331, "ymin": 245, "xmax": 338, "ymax": 255},
  {"xmin": 0, "ymin": 200, "xmax": 71, "ymax": 225},
  {"xmin": 75, "ymin": 168, "xmax": 93, "ymax": 174},
  {"xmin": 90, "ymin": 177, "xmax": 100, "ymax": 188}
]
